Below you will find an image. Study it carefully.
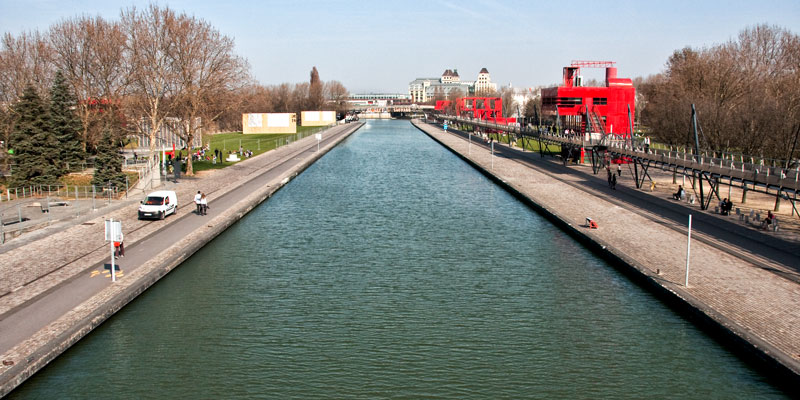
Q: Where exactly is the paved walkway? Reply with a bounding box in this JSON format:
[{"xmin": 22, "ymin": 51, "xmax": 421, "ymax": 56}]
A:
[
  {"xmin": 0, "ymin": 123, "xmax": 361, "ymax": 396},
  {"xmin": 414, "ymin": 120, "xmax": 800, "ymax": 385}
]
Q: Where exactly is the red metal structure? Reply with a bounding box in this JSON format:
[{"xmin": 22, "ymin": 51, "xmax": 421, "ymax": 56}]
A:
[
  {"xmin": 455, "ymin": 97, "xmax": 516, "ymax": 125},
  {"xmin": 541, "ymin": 61, "xmax": 635, "ymax": 136}
]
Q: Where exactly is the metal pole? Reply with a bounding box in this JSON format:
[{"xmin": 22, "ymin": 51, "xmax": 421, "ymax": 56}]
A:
[
  {"xmin": 685, "ymin": 214, "xmax": 692, "ymax": 287},
  {"xmin": 162, "ymin": 141, "xmax": 166, "ymax": 180},
  {"xmin": 627, "ymin": 104, "xmax": 634, "ymax": 150},
  {"xmin": 110, "ymin": 218, "xmax": 116, "ymax": 283},
  {"xmin": 692, "ymin": 105, "xmax": 706, "ymax": 209},
  {"xmin": 469, "ymin": 132, "xmax": 471, "ymax": 155},
  {"xmin": 491, "ymin": 141, "xmax": 494, "ymax": 170}
]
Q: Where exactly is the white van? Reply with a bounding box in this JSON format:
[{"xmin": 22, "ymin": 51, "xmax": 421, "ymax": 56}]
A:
[{"xmin": 138, "ymin": 190, "xmax": 178, "ymax": 220}]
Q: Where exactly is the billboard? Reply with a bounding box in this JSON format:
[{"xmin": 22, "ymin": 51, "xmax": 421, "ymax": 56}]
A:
[
  {"xmin": 242, "ymin": 113, "xmax": 297, "ymax": 134},
  {"xmin": 300, "ymin": 111, "xmax": 336, "ymax": 126}
]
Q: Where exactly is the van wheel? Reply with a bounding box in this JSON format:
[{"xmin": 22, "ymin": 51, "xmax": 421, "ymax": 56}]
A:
[
  {"xmin": 173, "ymin": 206, "xmax": 177, "ymax": 216},
  {"xmin": 159, "ymin": 211, "xmax": 165, "ymax": 220}
]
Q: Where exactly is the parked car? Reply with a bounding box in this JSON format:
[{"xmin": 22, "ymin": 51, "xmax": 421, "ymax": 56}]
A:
[{"xmin": 138, "ymin": 190, "xmax": 178, "ymax": 220}]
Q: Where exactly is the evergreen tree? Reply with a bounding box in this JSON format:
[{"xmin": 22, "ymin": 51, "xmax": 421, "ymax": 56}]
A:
[
  {"xmin": 91, "ymin": 128, "xmax": 126, "ymax": 189},
  {"xmin": 49, "ymin": 71, "xmax": 85, "ymax": 173},
  {"xmin": 9, "ymin": 85, "xmax": 61, "ymax": 187}
]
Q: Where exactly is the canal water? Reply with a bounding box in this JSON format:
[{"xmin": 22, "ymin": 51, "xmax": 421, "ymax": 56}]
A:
[{"xmin": 10, "ymin": 120, "xmax": 784, "ymax": 398}]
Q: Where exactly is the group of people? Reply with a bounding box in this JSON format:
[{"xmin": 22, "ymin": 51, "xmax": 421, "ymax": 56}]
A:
[
  {"xmin": 719, "ymin": 198, "xmax": 734, "ymax": 215},
  {"xmin": 194, "ymin": 191, "xmax": 209, "ymax": 215}
]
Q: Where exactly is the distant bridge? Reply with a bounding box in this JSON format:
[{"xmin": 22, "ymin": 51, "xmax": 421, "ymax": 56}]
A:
[{"xmin": 348, "ymin": 104, "xmax": 434, "ymax": 118}]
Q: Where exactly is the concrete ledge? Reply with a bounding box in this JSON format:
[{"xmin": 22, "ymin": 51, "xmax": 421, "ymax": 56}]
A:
[
  {"xmin": 412, "ymin": 119, "xmax": 800, "ymax": 394},
  {"xmin": 0, "ymin": 123, "xmax": 362, "ymax": 397}
]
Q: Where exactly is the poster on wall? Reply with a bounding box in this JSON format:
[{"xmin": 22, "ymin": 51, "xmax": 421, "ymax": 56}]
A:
[
  {"xmin": 268, "ymin": 113, "xmax": 291, "ymax": 127},
  {"xmin": 247, "ymin": 114, "xmax": 263, "ymax": 128}
]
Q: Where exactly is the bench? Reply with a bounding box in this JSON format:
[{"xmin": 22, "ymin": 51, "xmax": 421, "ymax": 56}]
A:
[{"xmin": 40, "ymin": 201, "xmax": 70, "ymax": 213}]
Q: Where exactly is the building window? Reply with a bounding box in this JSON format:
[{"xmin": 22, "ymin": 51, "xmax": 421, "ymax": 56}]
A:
[
  {"xmin": 543, "ymin": 97, "xmax": 582, "ymax": 106},
  {"xmin": 593, "ymin": 97, "xmax": 608, "ymax": 105}
]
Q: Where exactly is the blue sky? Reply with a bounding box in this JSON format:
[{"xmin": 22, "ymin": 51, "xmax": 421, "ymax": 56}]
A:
[{"xmin": 1, "ymin": 0, "xmax": 799, "ymax": 93}]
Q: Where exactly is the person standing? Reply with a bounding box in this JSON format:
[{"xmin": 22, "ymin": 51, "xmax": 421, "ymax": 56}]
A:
[
  {"xmin": 194, "ymin": 191, "xmax": 202, "ymax": 215},
  {"xmin": 200, "ymin": 193, "xmax": 208, "ymax": 215},
  {"xmin": 114, "ymin": 231, "xmax": 125, "ymax": 258},
  {"xmin": 617, "ymin": 163, "xmax": 622, "ymax": 176},
  {"xmin": 611, "ymin": 174, "xmax": 617, "ymax": 190}
]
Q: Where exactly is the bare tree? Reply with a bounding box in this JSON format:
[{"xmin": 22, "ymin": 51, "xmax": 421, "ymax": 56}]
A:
[
  {"xmin": 291, "ymin": 82, "xmax": 310, "ymax": 117},
  {"xmin": 121, "ymin": 4, "xmax": 179, "ymax": 156},
  {"xmin": 500, "ymin": 86, "xmax": 516, "ymax": 118},
  {"xmin": 0, "ymin": 31, "xmax": 54, "ymax": 101},
  {"xmin": 641, "ymin": 24, "xmax": 800, "ymax": 159},
  {"xmin": 0, "ymin": 31, "xmax": 53, "ymax": 160},
  {"xmin": 49, "ymin": 16, "xmax": 128, "ymax": 150},
  {"xmin": 167, "ymin": 11, "xmax": 249, "ymax": 175},
  {"xmin": 324, "ymin": 80, "xmax": 348, "ymax": 115}
]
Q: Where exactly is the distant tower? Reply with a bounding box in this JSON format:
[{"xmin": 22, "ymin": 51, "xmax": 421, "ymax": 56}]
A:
[{"xmin": 475, "ymin": 67, "xmax": 496, "ymax": 94}]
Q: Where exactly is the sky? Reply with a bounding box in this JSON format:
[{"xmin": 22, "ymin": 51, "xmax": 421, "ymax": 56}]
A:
[{"xmin": 1, "ymin": 0, "xmax": 799, "ymax": 94}]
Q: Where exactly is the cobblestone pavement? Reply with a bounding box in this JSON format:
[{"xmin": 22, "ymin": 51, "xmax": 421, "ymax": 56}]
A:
[{"xmin": 414, "ymin": 120, "xmax": 800, "ymax": 378}]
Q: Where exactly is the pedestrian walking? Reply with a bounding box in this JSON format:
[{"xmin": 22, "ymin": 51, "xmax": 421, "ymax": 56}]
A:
[
  {"xmin": 194, "ymin": 191, "xmax": 202, "ymax": 215},
  {"xmin": 200, "ymin": 193, "xmax": 208, "ymax": 215},
  {"xmin": 607, "ymin": 169, "xmax": 613, "ymax": 188},
  {"xmin": 114, "ymin": 231, "xmax": 125, "ymax": 258},
  {"xmin": 611, "ymin": 174, "xmax": 617, "ymax": 190},
  {"xmin": 617, "ymin": 163, "xmax": 622, "ymax": 176}
]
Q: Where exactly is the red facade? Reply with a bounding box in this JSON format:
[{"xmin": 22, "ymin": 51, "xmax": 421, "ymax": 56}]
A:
[{"xmin": 541, "ymin": 62, "xmax": 635, "ymax": 136}]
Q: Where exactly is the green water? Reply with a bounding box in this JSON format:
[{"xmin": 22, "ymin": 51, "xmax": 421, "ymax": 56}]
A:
[{"xmin": 9, "ymin": 120, "xmax": 785, "ymax": 398}]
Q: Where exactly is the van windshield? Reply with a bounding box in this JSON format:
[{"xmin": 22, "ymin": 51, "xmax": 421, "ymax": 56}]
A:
[{"xmin": 144, "ymin": 196, "xmax": 164, "ymax": 205}]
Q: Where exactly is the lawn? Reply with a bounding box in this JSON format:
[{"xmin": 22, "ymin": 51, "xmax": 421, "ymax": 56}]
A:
[{"xmin": 189, "ymin": 125, "xmax": 328, "ymax": 172}]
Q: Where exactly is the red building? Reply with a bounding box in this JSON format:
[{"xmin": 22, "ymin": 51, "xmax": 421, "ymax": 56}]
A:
[{"xmin": 541, "ymin": 61, "xmax": 635, "ymax": 136}]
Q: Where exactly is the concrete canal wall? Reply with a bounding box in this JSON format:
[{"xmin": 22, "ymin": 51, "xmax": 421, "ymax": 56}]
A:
[{"xmin": 411, "ymin": 119, "xmax": 800, "ymax": 393}]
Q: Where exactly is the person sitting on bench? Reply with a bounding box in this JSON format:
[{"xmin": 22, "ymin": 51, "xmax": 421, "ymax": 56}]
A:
[{"xmin": 673, "ymin": 185, "xmax": 685, "ymax": 200}]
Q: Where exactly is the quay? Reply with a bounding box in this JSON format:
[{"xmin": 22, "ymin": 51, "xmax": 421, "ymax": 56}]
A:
[
  {"xmin": 412, "ymin": 119, "xmax": 800, "ymax": 391},
  {"xmin": 0, "ymin": 122, "xmax": 363, "ymax": 397}
]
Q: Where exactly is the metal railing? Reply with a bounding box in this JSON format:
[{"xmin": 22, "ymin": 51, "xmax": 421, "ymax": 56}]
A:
[{"xmin": 434, "ymin": 115, "xmax": 800, "ymax": 190}]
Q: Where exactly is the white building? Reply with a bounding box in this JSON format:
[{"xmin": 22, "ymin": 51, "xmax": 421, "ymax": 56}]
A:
[
  {"xmin": 409, "ymin": 68, "xmax": 497, "ymax": 103},
  {"xmin": 474, "ymin": 68, "xmax": 497, "ymax": 94}
]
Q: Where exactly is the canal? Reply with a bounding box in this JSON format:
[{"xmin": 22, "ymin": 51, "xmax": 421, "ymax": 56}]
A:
[{"xmin": 9, "ymin": 120, "xmax": 784, "ymax": 398}]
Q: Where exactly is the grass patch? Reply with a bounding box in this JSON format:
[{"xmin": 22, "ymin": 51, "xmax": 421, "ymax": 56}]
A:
[{"xmin": 189, "ymin": 126, "xmax": 328, "ymax": 173}]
